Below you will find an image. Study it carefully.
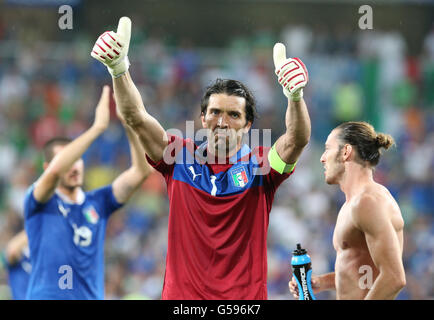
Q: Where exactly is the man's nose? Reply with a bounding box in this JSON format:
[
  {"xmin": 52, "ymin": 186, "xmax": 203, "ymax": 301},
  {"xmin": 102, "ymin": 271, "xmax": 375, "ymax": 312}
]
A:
[
  {"xmin": 71, "ymin": 160, "xmax": 81, "ymax": 171},
  {"xmin": 217, "ymin": 115, "xmax": 229, "ymax": 128},
  {"xmin": 69, "ymin": 166, "xmax": 79, "ymax": 174}
]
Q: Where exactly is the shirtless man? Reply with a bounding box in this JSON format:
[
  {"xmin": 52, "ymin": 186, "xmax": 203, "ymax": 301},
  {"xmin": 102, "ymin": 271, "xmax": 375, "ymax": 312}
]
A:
[{"xmin": 289, "ymin": 121, "xmax": 406, "ymax": 300}]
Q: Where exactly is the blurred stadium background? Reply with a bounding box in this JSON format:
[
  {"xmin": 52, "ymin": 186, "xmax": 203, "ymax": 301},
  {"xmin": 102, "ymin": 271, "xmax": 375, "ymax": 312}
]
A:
[{"xmin": 0, "ymin": 0, "xmax": 433, "ymax": 299}]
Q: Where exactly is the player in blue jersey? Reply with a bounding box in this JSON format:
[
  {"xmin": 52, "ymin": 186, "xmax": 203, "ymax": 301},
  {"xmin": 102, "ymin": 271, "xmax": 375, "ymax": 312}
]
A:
[
  {"xmin": 1, "ymin": 230, "xmax": 31, "ymax": 299},
  {"xmin": 24, "ymin": 85, "xmax": 152, "ymax": 300}
]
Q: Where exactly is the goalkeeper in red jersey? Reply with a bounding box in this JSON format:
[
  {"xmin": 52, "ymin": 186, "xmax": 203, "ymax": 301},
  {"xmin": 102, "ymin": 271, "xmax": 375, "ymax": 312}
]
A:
[{"xmin": 91, "ymin": 17, "xmax": 311, "ymax": 299}]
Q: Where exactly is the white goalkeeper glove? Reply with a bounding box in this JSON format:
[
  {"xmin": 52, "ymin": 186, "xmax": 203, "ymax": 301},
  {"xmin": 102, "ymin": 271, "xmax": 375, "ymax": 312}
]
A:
[
  {"xmin": 91, "ymin": 17, "xmax": 132, "ymax": 78},
  {"xmin": 273, "ymin": 43, "xmax": 309, "ymax": 101}
]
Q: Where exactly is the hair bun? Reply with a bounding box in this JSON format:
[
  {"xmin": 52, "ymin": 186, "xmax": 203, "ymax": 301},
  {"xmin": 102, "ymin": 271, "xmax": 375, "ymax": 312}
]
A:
[{"xmin": 376, "ymin": 133, "xmax": 395, "ymax": 150}]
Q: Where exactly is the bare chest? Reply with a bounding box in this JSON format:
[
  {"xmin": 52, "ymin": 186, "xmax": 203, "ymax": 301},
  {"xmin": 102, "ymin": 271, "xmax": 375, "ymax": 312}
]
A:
[{"xmin": 332, "ymin": 205, "xmax": 365, "ymax": 251}]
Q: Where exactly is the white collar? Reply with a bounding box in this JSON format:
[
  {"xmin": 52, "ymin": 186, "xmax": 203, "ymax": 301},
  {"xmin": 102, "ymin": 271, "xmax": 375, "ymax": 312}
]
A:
[{"xmin": 55, "ymin": 188, "xmax": 85, "ymax": 205}]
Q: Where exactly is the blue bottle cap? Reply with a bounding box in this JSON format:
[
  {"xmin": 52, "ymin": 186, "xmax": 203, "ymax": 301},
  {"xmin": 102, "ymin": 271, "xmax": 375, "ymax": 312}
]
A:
[{"xmin": 292, "ymin": 243, "xmax": 307, "ymax": 256}]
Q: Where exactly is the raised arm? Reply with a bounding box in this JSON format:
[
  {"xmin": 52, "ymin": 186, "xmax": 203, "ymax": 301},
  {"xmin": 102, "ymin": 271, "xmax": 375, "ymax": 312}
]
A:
[
  {"xmin": 274, "ymin": 98, "xmax": 311, "ymax": 164},
  {"xmin": 91, "ymin": 17, "xmax": 167, "ymax": 163},
  {"xmin": 270, "ymin": 43, "xmax": 310, "ymax": 170},
  {"xmin": 33, "ymin": 86, "xmax": 111, "ymax": 203},
  {"xmin": 113, "ymin": 72, "xmax": 167, "ymax": 162},
  {"xmin": 352, "ymin": 194, "xmax": 406, "ymax": 300},
  {"xmin": 111, "ymin": 105, "xmax": 153, "ymax": 204}
]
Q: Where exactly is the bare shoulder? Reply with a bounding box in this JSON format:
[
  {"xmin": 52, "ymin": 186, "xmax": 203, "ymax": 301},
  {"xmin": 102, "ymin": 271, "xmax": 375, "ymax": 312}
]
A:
[{"xmin": 351, "ymin": 183, "xmax": 404, "ymax": 232}]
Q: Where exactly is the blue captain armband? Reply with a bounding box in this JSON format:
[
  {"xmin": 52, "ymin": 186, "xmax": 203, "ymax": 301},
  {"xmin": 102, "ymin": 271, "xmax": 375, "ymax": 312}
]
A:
[{"xmin": 268, "ymin": 144, "xmax": 297, "ymax": 174}]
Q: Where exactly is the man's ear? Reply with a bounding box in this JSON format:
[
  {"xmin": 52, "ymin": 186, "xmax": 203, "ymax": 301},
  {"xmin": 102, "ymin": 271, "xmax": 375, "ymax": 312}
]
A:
[
  {"xmin": 43, "ymin": 162, "xmax": 49, "ymax": 171},
  {"xmin": 342, "ymin": 144, "xmax": 353, "ymax": 162},
  {"xmin": 243, "ymin": 121, "xmax": 252, "ymax": 133},
  {"xmin": 201, "ymin": 112, "xmax": 207, "ymax": 128}
]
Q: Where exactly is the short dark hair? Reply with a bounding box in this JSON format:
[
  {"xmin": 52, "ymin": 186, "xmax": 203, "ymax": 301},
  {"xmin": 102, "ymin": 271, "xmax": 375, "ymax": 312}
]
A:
[
  {"xmin": 336, "ymin": 121, "xmax": 395, "ymax": 167},
  {"xmin": 43, "ymin": 137, "xmax": 72, "ymax": 162},
  {"xmin": 200, "ymin": 79, "xmax": 258, "ymax": 126}
]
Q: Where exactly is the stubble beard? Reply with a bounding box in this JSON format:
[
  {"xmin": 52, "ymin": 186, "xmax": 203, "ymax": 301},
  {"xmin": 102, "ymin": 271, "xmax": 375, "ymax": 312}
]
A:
[
  {"xmin": 326, "ymin": 153, "xmax": 345, "ymax": 185},
  {"xmin": 59, "ymin": 175, "xmax": 82, "ymax": 192},
  {"xmin": 210, "ymin": 129, "xmax": 240, "ymax": 159}
]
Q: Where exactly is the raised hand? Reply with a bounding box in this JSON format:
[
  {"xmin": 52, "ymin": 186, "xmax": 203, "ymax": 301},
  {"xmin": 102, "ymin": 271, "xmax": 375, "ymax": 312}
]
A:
[
  {"xmin": 91, "ymin": 17, "xmax": 132, "ymax": 78},
  {"xmin": 273, "ymin": 43, "xmax": 309, "ymax": 101}
]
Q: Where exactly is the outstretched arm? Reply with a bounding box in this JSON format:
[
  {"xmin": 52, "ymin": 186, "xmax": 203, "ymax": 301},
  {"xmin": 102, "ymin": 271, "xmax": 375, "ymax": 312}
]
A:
[
  {"xmin": 91, "ymin": 17, "xmax": 167, "ymax": 163},
  {"xmin": 352, "ymin": 195, "xmax": 406, "ymax": 299},
  {"xmin": 270, "ymin": 43, "xmax": 311, "ymax": 171},
  {"xmin": 111, "ymin": 106, "xmax": 153, "ymax": 204},
  {"xmin": 33, "ymin": 86, "xmax": 111, "ymax": 203}
]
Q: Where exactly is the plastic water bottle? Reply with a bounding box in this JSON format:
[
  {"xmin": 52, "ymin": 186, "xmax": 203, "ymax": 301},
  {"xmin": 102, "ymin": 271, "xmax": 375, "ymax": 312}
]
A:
[{"xmin": 291, "ymin": 243, "xmax": 316, "ymax": 300}]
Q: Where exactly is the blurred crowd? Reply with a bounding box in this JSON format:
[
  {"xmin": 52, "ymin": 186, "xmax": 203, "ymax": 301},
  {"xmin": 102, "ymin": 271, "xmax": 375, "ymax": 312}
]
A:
[{"xmin": 0, "ymin": 21, "xmax": 433, "ymax": 300}]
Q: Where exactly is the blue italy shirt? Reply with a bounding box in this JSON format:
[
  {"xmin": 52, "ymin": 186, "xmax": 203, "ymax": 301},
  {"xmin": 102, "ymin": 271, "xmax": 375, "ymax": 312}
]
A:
[{"xmin": 24, "ymin": 185, "xmax": 122, "ymax": 300}]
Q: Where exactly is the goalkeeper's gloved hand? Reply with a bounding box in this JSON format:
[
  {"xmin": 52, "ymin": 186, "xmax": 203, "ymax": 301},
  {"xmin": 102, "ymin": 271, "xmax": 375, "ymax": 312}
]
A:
[
  {"xmin": 91, "ymin": 17, "xmax": 131, "ymax": 78},
  {"xmin": 273, "ymin": 43, "xmax": 309, "ymax": 101}
]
